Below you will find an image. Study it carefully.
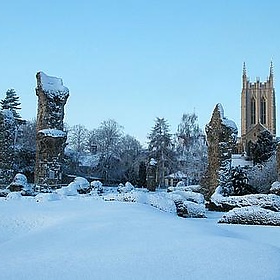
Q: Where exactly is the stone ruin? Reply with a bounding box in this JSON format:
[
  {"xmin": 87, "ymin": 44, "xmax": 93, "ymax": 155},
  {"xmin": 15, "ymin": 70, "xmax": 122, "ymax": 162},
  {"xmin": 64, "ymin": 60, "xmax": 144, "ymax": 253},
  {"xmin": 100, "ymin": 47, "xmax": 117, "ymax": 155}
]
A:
[
  {"xmin": 201, "ymin": 104, "xmax": 238, "ymax": 200},
  {"xmin": 146, "ymin": 158, "xmax": 157, "ymax": 191},
  {"xmin": 277, "ymin": 143, "xmax": 280, "ymax": 182},
  {"xmin": 34, "ymin": 72, "xmax": 69, "ymax": 189}
]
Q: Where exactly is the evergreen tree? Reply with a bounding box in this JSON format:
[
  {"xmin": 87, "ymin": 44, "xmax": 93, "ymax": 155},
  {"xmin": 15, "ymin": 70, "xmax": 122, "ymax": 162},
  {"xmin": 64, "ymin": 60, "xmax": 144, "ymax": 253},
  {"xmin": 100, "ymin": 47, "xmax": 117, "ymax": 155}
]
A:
[
  {"xmin": 251, "ymin": 130, "xmax": 276, "ymax": 164},
  {"xmin": 14, "ymin": 120, "xmax": 37, "ymax": 182},
  {"xmin": 148, "ymin": 117, "xmax": 175, "ymax": 187},
  {"xmin": 0, "ymin": 89, "xmax": 24, "ymax": 124},
  {"xmin": 138, "ymin": 161, "xmax": 147, "ymax": 187},
  {"xmin": 231, "ymin": 166, "xmax": 256, "ymax": 196},
  {"xmin": 0, "ymin": 110, "xmax": 16, "ymax": 184}
]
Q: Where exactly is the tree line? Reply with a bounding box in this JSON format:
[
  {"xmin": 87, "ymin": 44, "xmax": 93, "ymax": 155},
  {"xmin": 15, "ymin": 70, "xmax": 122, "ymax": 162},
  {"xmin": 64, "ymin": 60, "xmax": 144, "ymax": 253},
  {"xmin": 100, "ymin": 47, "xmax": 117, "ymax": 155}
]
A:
[{"xmin": 0, "ymin": 89, "xmax": 208, "ymax": 187}]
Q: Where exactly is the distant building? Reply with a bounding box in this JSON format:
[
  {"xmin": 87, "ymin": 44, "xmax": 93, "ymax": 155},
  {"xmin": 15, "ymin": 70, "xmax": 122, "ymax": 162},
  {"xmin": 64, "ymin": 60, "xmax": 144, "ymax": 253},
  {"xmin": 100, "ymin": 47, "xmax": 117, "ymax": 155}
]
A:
[
  {"xmin": 165, "ymin": 171, "xmax": 188, "ymax": 187},
  {"xmin": 240, "ymin": 62, "xmax": 276, "ymax": 153}
]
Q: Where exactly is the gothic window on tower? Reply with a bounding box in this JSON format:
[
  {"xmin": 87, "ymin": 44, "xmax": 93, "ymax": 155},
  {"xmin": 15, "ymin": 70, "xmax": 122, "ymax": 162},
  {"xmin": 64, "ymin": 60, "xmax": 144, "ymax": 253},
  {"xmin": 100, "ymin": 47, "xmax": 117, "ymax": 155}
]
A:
[
  {"xmin": 260, "ymin": 97, "xmax": 266, "ymax": 124},
  {"xmin": 250, "ymin": 98, "xmax": 256, "ymax": 125}
]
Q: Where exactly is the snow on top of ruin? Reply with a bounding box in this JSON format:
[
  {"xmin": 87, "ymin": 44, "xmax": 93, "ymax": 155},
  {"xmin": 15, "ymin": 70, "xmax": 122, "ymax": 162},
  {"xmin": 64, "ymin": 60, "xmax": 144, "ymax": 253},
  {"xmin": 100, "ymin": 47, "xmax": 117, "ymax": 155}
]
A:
[
  {"xmin": 37, "ymin": 72, "xmax": 69, "ymax": 96},
  {"xmin": 217, "ymin": 103, "xmax": 225, "ymax": 118},
  {"xmin": 38, "ymin": 129, "xmax": 66, "ymax": 138},
  {"xmin": 216, "ymin": 103, "xmax": 238, "ymax": 132}
]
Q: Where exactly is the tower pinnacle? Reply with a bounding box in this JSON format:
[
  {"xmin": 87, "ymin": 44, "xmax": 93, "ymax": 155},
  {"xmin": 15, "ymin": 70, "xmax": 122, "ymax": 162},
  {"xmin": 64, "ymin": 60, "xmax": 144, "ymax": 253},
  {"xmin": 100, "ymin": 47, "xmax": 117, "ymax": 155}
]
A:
[
  {"xmin": 270, "ymin": 60, "xmax": 274, "ymax": 77},
  {"xmin": 243, "ymin": 62, "xmax": 247, "ymax": 76}
]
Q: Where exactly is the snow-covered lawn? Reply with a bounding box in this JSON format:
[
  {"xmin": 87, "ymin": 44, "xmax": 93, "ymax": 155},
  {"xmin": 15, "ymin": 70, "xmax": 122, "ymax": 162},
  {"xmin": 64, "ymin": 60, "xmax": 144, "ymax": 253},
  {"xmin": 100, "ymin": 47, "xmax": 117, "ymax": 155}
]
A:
[{"xmin": 0, "ymin": 196, "xmax": 280, "ymax": 280}]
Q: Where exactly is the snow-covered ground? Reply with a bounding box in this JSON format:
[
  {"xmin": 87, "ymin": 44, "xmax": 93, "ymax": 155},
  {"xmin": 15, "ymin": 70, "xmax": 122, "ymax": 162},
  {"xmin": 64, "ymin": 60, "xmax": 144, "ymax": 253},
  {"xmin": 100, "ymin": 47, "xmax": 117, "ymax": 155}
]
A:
[{"xmin": 0, "ymin": 195, "xmax": 280, "ymax": 280}]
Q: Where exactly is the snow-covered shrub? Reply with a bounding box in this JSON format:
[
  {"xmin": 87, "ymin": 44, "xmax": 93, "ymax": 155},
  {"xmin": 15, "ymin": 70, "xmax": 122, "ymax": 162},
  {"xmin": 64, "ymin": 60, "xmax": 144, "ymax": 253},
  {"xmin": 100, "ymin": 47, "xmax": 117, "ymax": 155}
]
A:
[
  {"xmin": 168, "ymin": 189, "xmax": 206, "ymax": 218},
  {"xmin": 102, "ymin": 190, "xmax": 177, "ymax": 213},
  {"xmin": 210, "ymin": 190, "xmax": 280, "ymax": 212},
  {"xmin": 146, "ymin": 192, "xmax": 177, "ymax": 213},
  {"xmin": 5, "ymin": 192, "xmax": 22, "ymax": 200},
  {"xmin": 270, "ymin": 181, "xmax": 280, "ymax": 196},
  {"xmin": 35, "ymin": 192, "xmax": 62, "ymax": 202},
  {"xmin": 56, "ymin": 184, "xmax": 79, "ymax": 196},
  {"xmin": 90, "ymin": 180, "xmax": 103, "ymax": 194},
  {"xmin": 7, "ymin": 173, "xmax": 33, "ymax": 196},
  {"xmin": 219, "ymin": 206, "xmax": 280, "ymax": 226},
  {"xmin": 91, "ymin": 180, "xmax": 102, "ymax": 189},
  {"xmin": 0, "ymin": 188, "xmax": 10, "ymax": 197},
  {"xmin": 169, "ymin": 190, "xmax": 205, "ymax": 204},
  {"xmin": 246, "ymin": 155, "xmax": 277, "ymax": 193},
  {"xmin": 174, "ymin": 200, "xmax": 206, "ymax": 218},
  {"xmin": 56, "ymin": 177, "xmax": 89, "ymax": 196},
  {"xmin": 117, "ymin": 182, "xmax": 134, "ymax": 193},
  {"xmin": 74, "ymin": 177, "xmax": 90, "ymax": 194},
  {"xmin": 167, "ymin": 183, "xmax": 202, "ymax": 193}
]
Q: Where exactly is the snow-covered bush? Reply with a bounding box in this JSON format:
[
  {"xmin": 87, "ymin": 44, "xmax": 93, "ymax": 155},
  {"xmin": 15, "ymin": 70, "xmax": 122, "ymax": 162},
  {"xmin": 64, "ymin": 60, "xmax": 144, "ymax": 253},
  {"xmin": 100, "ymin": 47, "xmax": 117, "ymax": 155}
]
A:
[
  {"xmin": 168, "ymin": 189, "xmax": 206, "ymax": 218},
  {"xmin": 35, "ymin": 192, "xmax": 62, "ymax": 202},
  {"xmin": 103, "ymin": 190, "xmax": 177, "ymax": 213},
  {"xmin": 270, "ymin": 181, "xmax": 280, "ymax": 196},
  {"xmin": 146, "ymin": 192, "xmax": 177, "ymax": 213},
  {"xmin": 57, "ymin": 177, "xmax": 90, "ymax": 196},
  {"xmin": 246, "ymin": 155, "xmax": 277, "ymax": 193},
  {"xmin": 219, "ymin": 206, "xmax": 280, "ymax": 226},
  {"xmin": 0, "ymin": 188, "xmax": 10, "ymax": 197},
  {"xmin": 56, "ymin": 184, "xmax": 79, "ymax": 196},
  {"xmin": 117, "ymin": 182, "xmax": 134, "ymax": 193},
  {"xmin": 90, "ymin": 180, "xmax": 103, "ymax": 194},
  {"xmin": 169, "ymin": 190, "xmax": 205, "ymax": 204},
  {"xmin": 174, "ymin": 200, "xmax": 206, "ymax": 218},
  {"xmin": 74, "ymin": 177, "xmax": 90, "ymax": 194},
  {"xmin": 5, "ymin": 192, "xmax": 22, "ymax": 200},
  {"xmin": 167, "ymin": 183, "xmax": 202, "ymax": 193},
  {"xmin": 210, "ymin": 189, "xmax": 280, "ymax": 212},
  {"xmin": 7, "ymin": 173, "xmax": 33, "ymax": 195},
  {"xmin": 91, "ymin": 180, "xmax": 102, "ymax": 189}
]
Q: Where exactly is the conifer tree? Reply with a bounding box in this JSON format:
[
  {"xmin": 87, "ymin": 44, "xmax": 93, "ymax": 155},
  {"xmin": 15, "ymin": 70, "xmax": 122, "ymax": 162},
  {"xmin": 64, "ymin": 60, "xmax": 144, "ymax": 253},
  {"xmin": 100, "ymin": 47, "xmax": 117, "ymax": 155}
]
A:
[
  {"xmin": 148, "ymin": 117, "xmax": 175, "ymax": 187},
  {"xmin": 251, "ymin": 130, "xmax": 276, "ymax": 164},
  {"xmin": 0, "ymin": 89, "xmax": 24, "ymax": 124},
  {"xmin": 0, "ymin": 110, "xmax": 16, "ymax": 184}
]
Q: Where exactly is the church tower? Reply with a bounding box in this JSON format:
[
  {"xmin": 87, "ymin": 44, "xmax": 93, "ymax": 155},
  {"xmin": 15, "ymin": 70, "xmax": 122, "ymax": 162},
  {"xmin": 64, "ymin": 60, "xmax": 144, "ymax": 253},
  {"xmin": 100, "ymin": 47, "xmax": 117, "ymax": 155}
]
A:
[{"xmin": 241, "ymin": 62, "xmax": 276, "ymax": 152}]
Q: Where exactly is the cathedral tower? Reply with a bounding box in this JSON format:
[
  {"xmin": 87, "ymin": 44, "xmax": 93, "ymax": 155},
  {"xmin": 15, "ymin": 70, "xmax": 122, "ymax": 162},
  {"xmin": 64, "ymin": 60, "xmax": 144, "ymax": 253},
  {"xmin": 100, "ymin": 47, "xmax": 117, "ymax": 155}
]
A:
[{"xmin": 241, "ymin": 62, "xmax": 276, "ymax": 151}]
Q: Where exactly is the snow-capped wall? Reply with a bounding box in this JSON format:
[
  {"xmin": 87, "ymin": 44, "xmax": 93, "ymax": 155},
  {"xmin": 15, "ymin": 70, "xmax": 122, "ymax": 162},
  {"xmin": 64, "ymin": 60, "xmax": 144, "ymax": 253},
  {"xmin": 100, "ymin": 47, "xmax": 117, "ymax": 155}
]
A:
[
  {"xmin": 38, "ymin": 129, "xmax": 66, "ymax": 138},
  {"xmin": 36, "ymin": 72, "xmax": 69, "ymax": 97}
]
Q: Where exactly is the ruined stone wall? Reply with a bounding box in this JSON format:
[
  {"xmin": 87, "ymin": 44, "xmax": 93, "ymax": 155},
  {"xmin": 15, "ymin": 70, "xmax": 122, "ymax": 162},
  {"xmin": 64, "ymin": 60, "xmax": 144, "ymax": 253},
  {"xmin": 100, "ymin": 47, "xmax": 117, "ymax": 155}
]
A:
[
  {"xmin": 146, "ymin": 158, "xmax": 157, "ymax": 191},
  {"xmin": 34, "ymin": 72, "xmax": 69, "ymax": 188},
  {"xmin": 277, "ymin": 143, "xmax": 280, "ymax": 181},
  {"xmin": 201, "ymin": 104, "xmax": 237, "ymax": 199}
]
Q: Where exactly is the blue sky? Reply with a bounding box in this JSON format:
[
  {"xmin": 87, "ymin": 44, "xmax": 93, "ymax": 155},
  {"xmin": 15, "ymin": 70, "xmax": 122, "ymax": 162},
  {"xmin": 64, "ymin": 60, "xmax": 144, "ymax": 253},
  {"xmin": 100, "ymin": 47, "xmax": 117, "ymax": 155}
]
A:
[{"xmin": 1, "ymin": 0, "xmax": 280, "ymax": 144}]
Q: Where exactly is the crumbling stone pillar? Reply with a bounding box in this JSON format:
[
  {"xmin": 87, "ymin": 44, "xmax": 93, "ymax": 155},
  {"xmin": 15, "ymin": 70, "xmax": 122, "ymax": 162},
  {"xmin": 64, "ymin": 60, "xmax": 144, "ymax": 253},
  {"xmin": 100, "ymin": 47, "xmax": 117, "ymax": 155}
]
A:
[
  {"xmin": 276, "ymin": 143, "xmax": 280, "ymax": 181},
  {"xmin": 146, "ymin": 158, "xmax": 157, "ymax": 191},
  {"xmin": 34, "ymin": 72, "xmax": 69, "ymax": 189},
  {"xmin": 201, "ymin": 104, "xmax": 238, "ymax": 199}
]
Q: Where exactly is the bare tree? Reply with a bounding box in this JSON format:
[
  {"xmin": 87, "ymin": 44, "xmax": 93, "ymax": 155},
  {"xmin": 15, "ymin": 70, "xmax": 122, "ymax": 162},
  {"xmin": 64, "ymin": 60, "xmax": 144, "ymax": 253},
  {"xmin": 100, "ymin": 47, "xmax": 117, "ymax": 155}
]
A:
[
  {"xmin": 94, "ymin": 119, "xmax": 123, "ymax": 182},
  {"xmin": 68, "ymin": 124, "xmax": 89, "ymax": 155}
]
